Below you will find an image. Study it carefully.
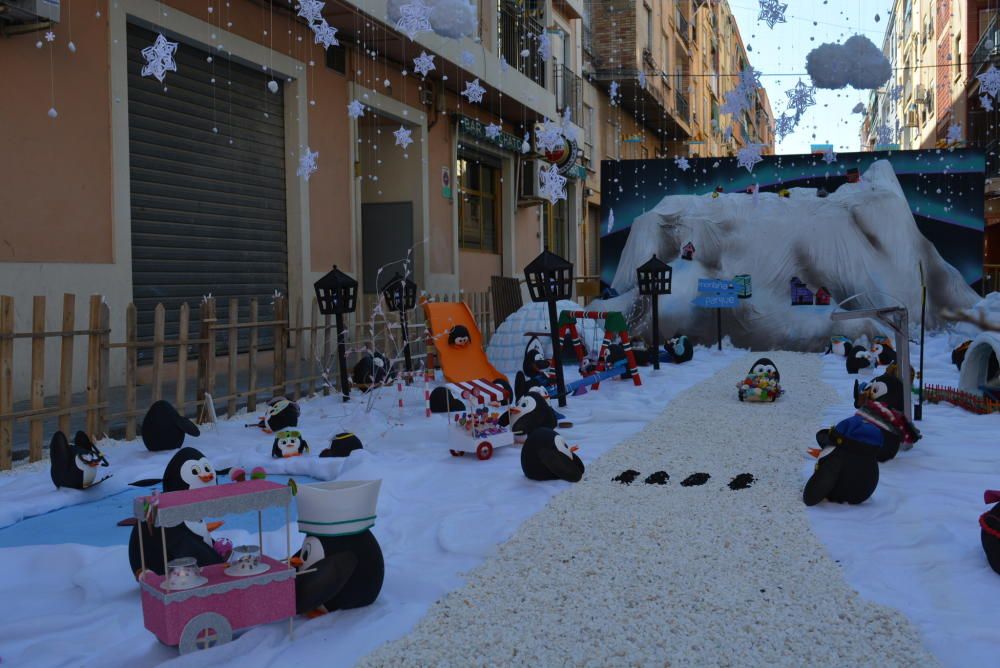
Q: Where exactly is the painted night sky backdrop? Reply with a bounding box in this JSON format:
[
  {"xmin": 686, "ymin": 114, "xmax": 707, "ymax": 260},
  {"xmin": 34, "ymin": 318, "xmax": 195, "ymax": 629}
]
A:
[{"xmin": 599, "ymin": 149, "xmax": 986, "ymax": 289}]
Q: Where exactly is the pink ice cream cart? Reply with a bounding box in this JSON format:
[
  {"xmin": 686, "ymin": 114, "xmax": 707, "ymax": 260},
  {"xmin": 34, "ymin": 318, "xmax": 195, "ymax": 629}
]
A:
[{"xmin": 133, "ymin": 480, "xmax": 296, "ymax": 654}]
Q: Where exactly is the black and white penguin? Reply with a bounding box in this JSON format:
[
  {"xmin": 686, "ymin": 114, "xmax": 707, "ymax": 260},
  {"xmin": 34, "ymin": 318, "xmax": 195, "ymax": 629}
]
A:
[
  {"xmin": 448, "ymin": 325, "xmax": 472, "ymax": 347},
  {"xmin": 845, "ymin": 345, "xmax": 873, "ymax": 374},
  {"xmin": 803, "ymin": 416, "xmax": 883, "ymax": 506},
  {"xmin": 272, "ymin": 430, "xmax": 309, "ymax": 458},
  {"xmin": 829, "ymin": 336, "xmax": 852, "ymax": 357},
  {"xmin": 49, "ymin": 431, "xmax": 110, "ymax": 490},
  {"xmin": 256, "ymin": 397, "xmax": 300, "ymax": 432},
  {"xmin": 292, "ymin": 531, "xmax": 385, "ymax": 615},
  {"xmin": 952, "ymin": 340, "xmax": 972, "ymax": 370},
  {"xmin": 871, "ymin": 341, "xmax": 897, "ymax": 367},
  {"xmin": 520, "ymin": 428, "xmax": 584, "ymax": 482},
  {"xmin": 352, "ymin": 351, "xmax": 394, "ymax": 387},
  {"xmin": 980, "ymin": 490, "xmax": 1000, "ymax": 576},
  {"xmin": 320, "ymin": 432, "xmax": 364, "ymax": 458},
  {"xmin": 852, "ymin": 371, "xmax": 906, "ymax": 462},
  {"xmin": 141, "ymin": 400, "xmax": 200, "ymax": 452},
  {"xmin": 665, "ymin": 334, "xmax": 694, "ymax": 364},
  {"xmin": 748, "ymin": 357, "xmax": 780, "ymax": 381},
  {"xmin": 522, "ymin": 336, "xmax": 551, "ymax": 378},
  {"xmin": 499, "ymin": 389, "xmax": 558, "ymax": 437},
  {"xmin": 128, "ymin": 447, "xmax": 227, "ymax": 576}
]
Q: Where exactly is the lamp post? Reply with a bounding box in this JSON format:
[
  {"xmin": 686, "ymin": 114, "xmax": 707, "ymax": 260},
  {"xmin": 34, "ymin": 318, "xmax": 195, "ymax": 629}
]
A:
[
  {"xmin": 636, "ymin": 254, "xmax": 673, "ymax": 370},
  {"xmin": 524, "ymin": 248, "xmax": 573, "ymax": 407},
  {"xmin": 313, "ymin": 265, "xmax": 358, "ymax": 402},
  {"xmin": 382, "ymin": 272, "xmax": 417, "ymax": 374}
]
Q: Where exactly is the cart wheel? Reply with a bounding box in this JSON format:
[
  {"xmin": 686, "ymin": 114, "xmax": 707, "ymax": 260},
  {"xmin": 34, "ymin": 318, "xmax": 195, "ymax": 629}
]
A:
[
  {"xmin": 738, "ymin": 392, "xmax": 744, "ymax": 402},
  {"xmin": 449, "ymin": 449, "xmax": 465, "ymax": 457},
  {"xmin": 179, "ymin": 612, "xmax": 233, "ymax": 654},
  {"xmin": 476, "ymin": 442, "xmax": 493, "ymax": 460}
]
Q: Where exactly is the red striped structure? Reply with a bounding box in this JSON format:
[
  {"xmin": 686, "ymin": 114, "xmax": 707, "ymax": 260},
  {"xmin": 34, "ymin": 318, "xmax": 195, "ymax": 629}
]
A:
[
  {"xmin": 446, "ymin": 379, "xmax": 511, "ymax": 405},
  {"xmin": 557, "ymin": 310, "xmax": 642, "ymax": 389}
]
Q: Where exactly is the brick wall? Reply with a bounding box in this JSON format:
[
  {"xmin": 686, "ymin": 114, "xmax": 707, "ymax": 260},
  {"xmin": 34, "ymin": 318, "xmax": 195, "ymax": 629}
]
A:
[{"xmin": 591, "ymin": 0, "xmax": 638, "ymax": 73}]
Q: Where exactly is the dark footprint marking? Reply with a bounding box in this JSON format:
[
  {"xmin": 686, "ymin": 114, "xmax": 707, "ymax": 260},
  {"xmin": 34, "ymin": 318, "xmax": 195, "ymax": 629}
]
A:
[
  {"xmin": 644, "ymin": 471, "xmax": 669, "ymax": 485},
  {"xmin": 728, "ymin": 473, "xmax": 756, "ymax": 490},
  {"xmin": 613, "ymin": 470, "xmax": 640, "ymax": 485},
  {"xmin": 680, "ymin": 472, "xmax": 711, "ymax": 487}
]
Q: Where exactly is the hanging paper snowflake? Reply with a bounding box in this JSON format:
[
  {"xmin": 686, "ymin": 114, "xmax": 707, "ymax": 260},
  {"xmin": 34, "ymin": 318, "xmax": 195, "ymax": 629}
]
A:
[
  {"xmin": 874, "ymin": 122, "xmax": 894, "ymax": 146},
  {"xmin": 774, "ymin": 113, "xmax": 797, "ymax": 141},
  {"xmin": 721, "ymin": 86, "xmax": 748, "ymax": 117},
  {"xmin": 461, "ymin": 78, "xmax": 486, "ymax": 104},
  {"xmin": 296, "ymin": 0, "xmax": 325, "ymax": 24},
  {"xmin": 609, "ymin": 80, "xmax": 620, "ymax": 105},
  {"xmin": 395, "ymin": 0, "xmax": 432, "ymax": 40},
  {"xmin": 521, "ymin": 132, "xmax": 531, "ymax": 154},
  {"xmin": 736, "ymin": 144, "xmax": 764, "ymax": 173},
  {"xmin": 537, "ymin": 32, "xmax": 551, "ymax": 62},
  {"xmin": 946, "ymin": 123, "xmax": 962, "ymax": 145},
  {"xmin": 461, "ymin": 50, "xmax": 475, "ymax": 67},
  {"xmin": 785, "ymin": 79, "xmax": 816, "ymax": 119},
  {"xmin": 888, "ymin": 84, "xmax": 904, "ymax": 103},
  {"xmin": 347, "ymin": 99, "xmax": 365, "ymax": 118},
  {"xmin": 977, "ymin": 65, "xmax": 1000, "ymax": 99},
  {"xmin": 413, "ymin": 51, "xmax": 435, "ymax": 78},
  {"xmin": 982, "ymin": 95, "xmax": 995, "ymax": 112},
  {"xmin": 535, "ymin": 118, "xmax": 564, "ymax": 154},
  {"xmin": 393, "ymin": 125, "xmax": 414, "ymax": 150},
  {"xmin": 757, "ymin": 0, "xmax": 787, "ymax": 29},
  {"xmin": 560, "ymin": 108, "xmax": 578, "ymax": 142},
  {"xmin": 606, "ymin": 208, "xmax": 615, "ymax": 234},
  {"xmin": 44, "ymin": 30, "xmax": 55, "ymax": 42},
  {"xmin": 485, "ymin": 123, "xmax": 501, "ymax": 140},
  {"xmin": 638, "ymin": 70, "xmax": 647, "ymax": 88},
  {"xmin": 141, "ymin": 34, "xmax": 179, "ymax": 83},
  {"xmin": 674, "ymin": 156, "xmax": 690, "ymax": 171},
  {"xmin": 738, "ymin": 67, "xmax": 762, "ymax": 93},
  {"xmin": 500, "ymin": 55, "xmax": 509, "ymax": 73},
  {"xmin": 297, "ymin": 147, "xmax": 319, "ymax": 180},
  {"xmin": 538, "ymin": 165, "xmax": 567, "ymax": 204},
  {"xmin": 312, "ymin": 21, "xmax": 339, "ymax": 49},
  {"xmin": 822, "ymin": 149, "xmax": 837, "ymax": 164}
]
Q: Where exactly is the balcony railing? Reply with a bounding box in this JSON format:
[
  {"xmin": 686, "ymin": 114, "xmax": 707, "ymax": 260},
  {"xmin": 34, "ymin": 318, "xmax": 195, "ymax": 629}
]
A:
[
  {"xmin": 582, "ymin": 23, "xmax": 593, "ymax": 56},
  {"xmin": 676, "ymin": 8, "xmax": 690, "ymax": 46},
  {"xmin": 675, "ymin": 88, "xmax": 690, "ymax": 125},
  {"xmin": 972, "ymin": 13, "xmax": 999, "ymax": 79},
  {"xmin": 499, "ymin": 0, "xmax": 545, "ymax": 88},
  {"xmin": 555, "ymin": 63, "xmax": 584, "ymax": 122}
]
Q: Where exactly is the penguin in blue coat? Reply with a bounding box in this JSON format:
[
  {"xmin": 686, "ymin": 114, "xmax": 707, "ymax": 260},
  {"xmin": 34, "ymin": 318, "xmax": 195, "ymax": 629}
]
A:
[
  {"xmin": 804, "ymin": 416, "xmax": 883, "ymax": 506},
  {"xmin": 664, "ymin": 334, "xmax": 693, "ymax": 364}
]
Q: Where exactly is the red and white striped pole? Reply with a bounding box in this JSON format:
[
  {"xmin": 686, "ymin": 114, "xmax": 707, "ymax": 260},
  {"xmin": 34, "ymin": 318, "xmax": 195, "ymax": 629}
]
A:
[{"xmin": 424, "ymin": 370, "xmax": 432, "ymax": 418}]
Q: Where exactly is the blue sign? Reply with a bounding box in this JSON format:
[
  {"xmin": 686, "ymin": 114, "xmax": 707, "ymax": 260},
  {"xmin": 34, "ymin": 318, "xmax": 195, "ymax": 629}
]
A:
[
  {"xmin": 692, "ymin": 294, "xmax": 739, "ymax": 308},
  {"xmin": 698, "ymin": 278, "xmax": 736, "ymax": 293}
]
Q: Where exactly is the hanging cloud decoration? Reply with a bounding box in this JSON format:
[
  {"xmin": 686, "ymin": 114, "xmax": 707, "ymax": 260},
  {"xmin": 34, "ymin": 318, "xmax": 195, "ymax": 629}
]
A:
[
  {"xmin": 387, "ymin": 0, "xmax": 477, "ymax": 40},
  {"xmin": 805, "ymin": 34, "xmax": 891, "ymax": 90}
]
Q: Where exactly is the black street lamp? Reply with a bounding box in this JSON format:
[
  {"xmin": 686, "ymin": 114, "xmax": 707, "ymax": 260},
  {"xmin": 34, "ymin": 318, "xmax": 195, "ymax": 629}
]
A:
[
  {"xmin": 382, "ymin": 272, "xmax": 418, "ymax": 374},
  {"xmin": 314, "ymin": 265, "xmax": 358, "ymax": 402},
  {"xmin": 636, "ymin": 254, "xmax": 672, "ymax": 370},
  {"xmin": 524, "ymin": 248, "xmax": 573, "ymax": 407}
]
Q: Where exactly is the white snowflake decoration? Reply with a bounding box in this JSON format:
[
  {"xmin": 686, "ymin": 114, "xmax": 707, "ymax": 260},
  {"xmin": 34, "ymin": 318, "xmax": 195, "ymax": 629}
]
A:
[
  {"xmin": 461, "ymin": 50, "xmax": 475, "ymax": 67},
  {"xmin": 785, "ymin": 79, "xmax": 816, "ymax": 119},
  {"xmin": 736, "ymin": 144, "xmax": 764, "ymax": 173},
  {"xmin": 393, "ymin": 125, "xmax": 414, "ymax": 150},
  {"xmin": 977, "ymin": 65, "xmax": 1000, "ymax": 99},
  {"xmin": 461, "ymin": 78, "xmax": 486, "ymax": 104},
  {"xmin": 44, "ymin": 30, "xmax": 55, "ymax": 42},
  {"xmin": 774, "ymin": 113, "xmax": 797, "ymax": 141},
  {"xmin": 721, "ymin": 86, "xmax": 748, "ymax": 117},
  {"xmin": 297, "ymin": 147, "xmax": 319, "ymax": 180},
  {"xmin": 395, "ymin": 0, "xmax": 432, "ymax": 40},
  {"xmin": 888, "ymin": 84, "xmax": 904, "ymax": 103},
  {"xmin": 141, "ymin": 34, "xmax": 179, "ymax": 83},
  {"xmin": 535, "ymin": 118, "xmax": 564, "ymax": 154},
  {"xmin": 560, "ymin": 108, "xmax": 578, "ymax": 142},
  {"xmin": 485, "ymin": 123, "xmax": 501, "ymax": 140},
  {"xmin": 537, "ymin": 32, "xmax": 551, "ymax": 61},
  {"xmin": 606, "ymin": 208, "xmax": 615, "ymax": 234},
  {"xmin": 521, "ymin": 132, "xmax": 531, "ymax": 154},
  {"xmin": 538, "ymin": 165, "xmax": 567, "ymax": 204},
  {"xmin": 609, "ymin": 80, "xmax": 620, "ymax": 105},
  {"xmin": 413, "ymin": 51, "xmax": 436, "ymax": 78},
  {"xmin": 500, "ymin": 56, "xmax": 509, "ymax": 73},
  {"xmin": 296, "ymin": 0, "xmax": 325, "ymax": 24},
  {"xmin": 347, "ymin": 99, "xmax": 365, "ymax": 119},
  {"xmin": 874, "ymin": 122, "xmax": 894, "ymax": 146},
  {"xmin": 822, "ymin": 149, "xmax": 837, "ymax": 164},
  {"xmin": 982, "ymin": 95, "xmax": 995, "ymax": 112},
  {"xmin": 312, "ymin": 21, "xmax": 339, "ymax": 49},
  {"xmin": 946, "ymin": 123, "xmax": 962, "ymax": 145},
  {"xmin": 738, "ymin": 67, "xmax": 762, "ymax": 93},
  {"xmin": 757, "ymin": 0, "xmax": 787, "ymax": 29},
  {"xmin": 675, "ymin": 156, "xmax": 690, "ymax": 171},
  {"xmin": 638, "ymin": 70, "xmax": 647, "ymax": 89}
]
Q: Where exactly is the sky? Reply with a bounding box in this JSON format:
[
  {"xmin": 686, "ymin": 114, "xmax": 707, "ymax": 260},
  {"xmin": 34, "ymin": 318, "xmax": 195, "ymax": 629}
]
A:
[{"xmin": 726, "ymin": 0, "xmax": 895, "ymax": 155}]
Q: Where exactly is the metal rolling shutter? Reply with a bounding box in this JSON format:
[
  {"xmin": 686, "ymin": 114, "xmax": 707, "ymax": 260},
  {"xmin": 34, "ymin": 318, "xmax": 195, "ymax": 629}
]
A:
[{"xmin": 126, "ymin": 23, "xmax": 287, "ymax": 355}]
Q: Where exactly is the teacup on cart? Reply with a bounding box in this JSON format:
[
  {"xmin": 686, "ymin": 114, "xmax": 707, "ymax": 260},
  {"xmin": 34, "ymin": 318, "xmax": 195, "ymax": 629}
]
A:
[
  {"xmin": 133, "ymin": 480, "xmax": 296, "ymax": 654},
  {"xmin": 442, "ymin": 379, "xmax": 513, "ymax": 460}
]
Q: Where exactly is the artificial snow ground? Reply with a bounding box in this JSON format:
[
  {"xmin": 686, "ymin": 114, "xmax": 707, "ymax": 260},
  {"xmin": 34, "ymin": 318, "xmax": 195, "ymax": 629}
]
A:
[{"xmin": 0, "ymin": 335, "xmax": 997, "ymax": 666}]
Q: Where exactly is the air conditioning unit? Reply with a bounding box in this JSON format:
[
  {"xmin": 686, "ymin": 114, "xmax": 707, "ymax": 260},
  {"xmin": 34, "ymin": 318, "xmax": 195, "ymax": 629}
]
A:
[
  {"xmin": 904, "ymin": 110, "xmax": 919, "ymax": 128},
  {"xmin": 519, "ymin": 159, "xmax": 545, "ymax": 201},
  {"xmin": 0, "ymin": 0, "xmax": 60, "ymax": 25},
  {"xmin": 914, "ymin": 84, "xmax": 926, "ymax": 99}
]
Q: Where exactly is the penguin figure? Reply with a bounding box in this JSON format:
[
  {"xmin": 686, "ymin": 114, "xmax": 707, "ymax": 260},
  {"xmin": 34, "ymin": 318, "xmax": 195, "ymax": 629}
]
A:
[
  {"xmin": 320, "ymin": 432, "xmax": 364, "ymax": 458},
  {"xmin": 952, "ymin": 341, "xmax": 972, "ymax": 370},
  {"xmin": 255, "ymin": 397, "xmax": 300, "ymax": 432},
  {"xmin": 352, "ymin": 351, "xmax": 394, "ymax": 388},
  {"xmin": 499, "ymin": 390, "xmax": 558, "ymax": 436},
  {"xmin": 748, "ymin": 358, "xmax": 780, "ymax": 381},
  {"xmin": 871, "ymin": 341, "xmax": 897, "ymax": 367},
  {"xmin": 851, "ymin": 371, "xmax": 907, "ymax": 462},
  {"xmin": 665, "ymin": 334, "xmax": 693, "ymax": 364},
  {"xmin": 829, "ymin": 336, "xmax": 852, "ymax": 357},
  {"xmin": 428, "ymin": 386, "xmax": 466, "ymax": 413},
  {"xmin": 128, "ymin": 447, "xmax": 227, "ymax": 576},
  {"xmin": 292, "ymin": 530, "xmax": 385, "ymax": 615},
  {"xmin": 272, "ymin": 430, "xmax": 309, "ymax": 458},
  {"xmin": 980, "ymin": 490, "xmax": 1000, "ymax": 576},
  {"xmin": 448, "ymin": 325, "xmax": 472, "ymax": 347},
  {"xmin": 845, "ymin": 345, "xmax": 873, "ymax": 374},
  {"xmin": 803, "ymin": 416, "xmax": 883, "ymax": 506},
  {"xmin": 521, "ymin": 428, "xmax": 584, "ymax": 482},
  {"xmin": 522, "ymin": 336, "xmax": 551, "ymax": 378},
  {"xmin": 49, "ymin": 431, "xmax": 110, "ymax": 490},
  {"xmin": 141, "ymin": 400, "xmax": 200, "ymax": 452}
]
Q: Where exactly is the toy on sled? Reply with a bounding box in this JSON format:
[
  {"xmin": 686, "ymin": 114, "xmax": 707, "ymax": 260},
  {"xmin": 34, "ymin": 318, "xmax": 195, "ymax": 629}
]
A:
[
  {"xmin": 737, "ymin": 372, "xmax": 783, "ymax": 402},
  {"xmin": 442, "ymin": 379, "xmax": 514, "ymax": 460}
]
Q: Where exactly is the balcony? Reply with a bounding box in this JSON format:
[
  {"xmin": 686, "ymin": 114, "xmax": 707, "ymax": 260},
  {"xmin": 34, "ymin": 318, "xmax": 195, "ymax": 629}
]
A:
[
  {"xmin": 498, "ymin": 0, "xmax": 545, "ymax": 88},
  {"xmin": 675, "ymin": 88, "xmax": 690, "ymax": 125},
  {"xmin": 555, "ymin": 63, "xmax": 583, "ymax": 122},
  {"xmin": 676, "ymin": 8, "xmax": 690, "ymax": 47},
  {"xmin": 582, "ymin": 22, "xmax": 593, "ymax": 56},
  {"xmin": 971, "ymin": 13, "xmax": 999, "ymax": 80}
]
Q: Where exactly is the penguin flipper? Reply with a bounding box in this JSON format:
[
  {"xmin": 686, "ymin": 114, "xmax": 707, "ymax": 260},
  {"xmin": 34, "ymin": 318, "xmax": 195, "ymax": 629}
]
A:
[
  {"xmin": 129, "ymin": 478, "xmax": 163, "ymax": 488},
  {"xmin": 297, "ymin": 552, "xmax": 359, "ymax": 614},
  {"xmin": 538, "ymin": 450, "xmax": 585, "ymax": 483},
  {"xmin": 49, "ymin": 431, "xmax": 72, "ymax": 489},
  {"xmin": 803, "ymin": 455, "xmax": 843, "ymax": 506},
  {"xmin": 173, "ymin": 411, "xmax": 201, "ymax": 437}
]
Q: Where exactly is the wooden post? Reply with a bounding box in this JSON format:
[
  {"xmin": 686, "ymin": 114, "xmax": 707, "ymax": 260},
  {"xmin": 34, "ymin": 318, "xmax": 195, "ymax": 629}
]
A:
[
  {"xmin": 273, "ymin": 297, "xmax": 287, "ymax": 398},
  {"xmin": 176, "ymin": 303, "xmax": 189, "ymax": 415},
  {"xmin": 151, "ymin": 304, "xmax": 165, "ymax": 403},
  {"xmin": 227, "ymin": 298, "xmax": 239, "ymax": 417},
  {"xmin": 197, "ymin": 298, "xmax": 216, "ymax": 413},
  {"xmin": 247, "ymin": 299, "xmax": 259, "ymax": 413},
  {"xmin": 85, "ymin": 296, "xmax": 102, "ymax": 437},
  {"xmin": 0, "ymin": 296, "xmax": 14, "ymax": 470},
  {"xmin": 293, "ymin": 297, "xmax": 303, "ymax": 400},
  {"xmin": 98, "ymin": 300, "xmax": 110, "ymax": 437},
  {"xmin": 125, "ymin": 303, "xmax": 138, "ymax": 440},
  {"xmin": 309, "ymin": 297, "xmax": 319, "ymax": 397},
  {"xmin": 58, "ymin": 294, "xmax": 75, "ymax": 435},
  {"xmin": 29, "ymin": 296, "xmax": 46, "ymax": 462}
]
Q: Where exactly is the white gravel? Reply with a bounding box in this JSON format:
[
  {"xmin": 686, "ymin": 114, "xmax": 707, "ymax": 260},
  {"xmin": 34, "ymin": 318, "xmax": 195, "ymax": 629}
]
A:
[{"xmin": 358, "ymin": 353, "xmax": 937, "ymax": 667}]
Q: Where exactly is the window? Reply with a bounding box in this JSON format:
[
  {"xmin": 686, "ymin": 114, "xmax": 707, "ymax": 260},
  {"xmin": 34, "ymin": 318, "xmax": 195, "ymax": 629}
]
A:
[
  {"xmin": 953, "ymin": 35, "xmax": 961, "ymax": 79},
  {"xmin": 543, "ymin": 200, "xmax": 568, "ymax": 258},
  {"xmin": 583, "ymin": 103, "xmax": 595, "ymax": 160},
  {"xmin": 457, "ymin": 156, "xmax": 501, "ymax": 253}
]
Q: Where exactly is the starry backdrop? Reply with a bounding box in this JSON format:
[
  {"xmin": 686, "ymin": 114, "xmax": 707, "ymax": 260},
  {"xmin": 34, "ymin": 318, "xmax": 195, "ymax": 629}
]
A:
[{"xmin": 600, "ymin": 149, "xmax": 986, "ymax": 290}]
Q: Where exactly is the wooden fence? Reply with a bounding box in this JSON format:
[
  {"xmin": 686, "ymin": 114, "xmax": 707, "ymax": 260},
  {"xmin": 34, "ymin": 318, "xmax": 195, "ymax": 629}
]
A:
[{"xmin": 0, "ymin": 290, "xmax": 493, "ymax": 469}]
